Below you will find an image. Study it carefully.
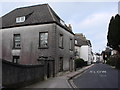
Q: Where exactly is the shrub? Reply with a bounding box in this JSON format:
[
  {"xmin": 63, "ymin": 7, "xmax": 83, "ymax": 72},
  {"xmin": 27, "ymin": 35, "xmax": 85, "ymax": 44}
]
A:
[
  {"xmin": 115, "ymin": 58, "xmax": 120, "ymax": 70},
  {"xmin": 75, "ymin": 58, "xmax": 85, "ymax": 68},
  {"xmin": 106, "ymin": 57, "xmax": 120, "ymax": 70},
  {"xmin": 106, "ymin": 57, "xmax": 116, "ymax": 66}
]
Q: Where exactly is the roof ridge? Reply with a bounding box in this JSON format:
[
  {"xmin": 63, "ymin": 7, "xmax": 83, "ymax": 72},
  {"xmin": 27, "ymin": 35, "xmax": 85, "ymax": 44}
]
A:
[
  {"xmin": 46, "ymin": 4, "xmax": 56, "ymax": 21},
  {"xmin": 15, "ymin": 3, "xmax": 48, "ymax": 10}
]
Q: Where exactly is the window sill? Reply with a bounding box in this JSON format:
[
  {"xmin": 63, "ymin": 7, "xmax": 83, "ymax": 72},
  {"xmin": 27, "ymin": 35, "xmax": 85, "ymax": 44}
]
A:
[
  {"xmin": 38, "ymin": 47, "xmax": 49, "ymax": 49},
  {"xmin": 12, "ymin": 47, "xmax": 21, "ymax": 49},
  {"xmin": 59, "ymin": 47, "xmax": 64, "ymax": 49},
  {"xmin": 69, "ymin": 49, "xmax": 73, "ymax": 51}
]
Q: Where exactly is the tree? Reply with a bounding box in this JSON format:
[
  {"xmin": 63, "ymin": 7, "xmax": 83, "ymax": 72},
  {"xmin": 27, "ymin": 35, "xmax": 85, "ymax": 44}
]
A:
[{"xmin": 107, "ymin": 14, "xmax": 120, "ymax": 53}]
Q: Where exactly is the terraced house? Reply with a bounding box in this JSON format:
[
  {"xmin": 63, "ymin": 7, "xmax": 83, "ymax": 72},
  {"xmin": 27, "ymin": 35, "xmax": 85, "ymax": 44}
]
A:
[
  {"xmin": 75, "ymin": 33, "xmax": 93, "ymax": 65},
  {"xmin": 1, "ymin": 4, "xmax": 75, "ymax": 77}
]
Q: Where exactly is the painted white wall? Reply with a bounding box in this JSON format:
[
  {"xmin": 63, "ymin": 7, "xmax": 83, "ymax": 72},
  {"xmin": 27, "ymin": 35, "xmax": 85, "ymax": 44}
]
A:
[
  {"xmin": 80, "ymin": 45, "xmax": 93, "ymax": 65},
  {"xmin": 80, "ymin": 45, "xmax": 88, "ymax": 62},
  {"xmin": 93, "ymin": 54, "xmax": 97, "ymax": 63},
  {"xmin": 88, "ymin": 46, "xmax": 93, "ymax": 64},
  {"xmin": 75, "ymin": 44, "xmax": 93, "ymax": 65}
]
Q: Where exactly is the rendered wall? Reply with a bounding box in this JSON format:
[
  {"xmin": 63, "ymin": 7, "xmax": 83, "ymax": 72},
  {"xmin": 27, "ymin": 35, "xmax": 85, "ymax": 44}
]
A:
[{"xmin": 2, "ymin": 60, "xmax": 44, "ymax": 88}]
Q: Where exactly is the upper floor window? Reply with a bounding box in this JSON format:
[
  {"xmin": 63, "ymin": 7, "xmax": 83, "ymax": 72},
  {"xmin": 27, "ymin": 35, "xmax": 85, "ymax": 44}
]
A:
[
  {"xmin": 16, "ymin": 16, "xmax": 25, "ymax": 23},
  {"xmin": 75, "ymin": 39, "xmax": 78, "ymax": 45},
  {"xmin": 70, "ymin": 39, "xmax": 72, "ymax": 50},
  {"xmin": 39, "ymin": 32, "xmax": 48, "ymax": 48},
  {"xmin": 59, "ymin": 34, "xmax": 63, "ymax": 48},
  {"xmin": 13, "ymin": 34, "xmax": 21, "ymax": 49}
]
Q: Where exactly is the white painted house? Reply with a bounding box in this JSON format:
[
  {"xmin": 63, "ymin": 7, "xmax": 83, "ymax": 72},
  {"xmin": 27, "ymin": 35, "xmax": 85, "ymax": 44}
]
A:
[
  {"xmin": 75, "ymin": 33, "xmax": 93, "ymax": 65},
  {"xmin": 80, "ymin": 45, "xmax": 93, "ymax": 65},
  {"xmin": 93, "ymin": 53, "xmax": 103, "ymax": 63}
]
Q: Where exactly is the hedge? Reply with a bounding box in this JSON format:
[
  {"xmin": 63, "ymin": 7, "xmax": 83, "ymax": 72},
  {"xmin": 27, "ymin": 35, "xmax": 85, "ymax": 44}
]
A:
[
  {"xmin": 75, "ymin": 58, "xmax": 87, "ymax": 68},
  {"xmin": 106, "ymin": 57, "xmax": 116, "ymax": 66},
  {"xmin": 106, "ymin": 57, "xmax": 120, "ymax": 70},
  {"xmin": 115, "ymin": 58, "xmax": 120, "ymax": 70}
]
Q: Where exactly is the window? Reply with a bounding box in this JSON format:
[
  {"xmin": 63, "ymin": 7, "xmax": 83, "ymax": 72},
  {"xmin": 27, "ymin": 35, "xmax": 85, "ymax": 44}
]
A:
[
  {"xmin": 75, "ymin": 39, "xmax": 78, "ymax": 45},
  {"xmin": 39, "ymin": 32, "xmax": 48, "ymax": 48},
  {"xmin": 16, "ymin": 16, "xmax": 25, "ymax": 23},
  {"xmin": 59, "ymin": 57, "xmax": 63, "ymax": 72},
  {"xmin": 13, "ymin": 34, "xmax": 21, "ymax": 49},
  {"xmin": 13, "ymin": 56, "xmax": 20, "ymax": 64},
  {"xmin": 70, "ymin": 39, "xmax": 72, "ymax": 50},
  {"xmin": 59, "ymin": 34, "xmax": 63, "ymax": 48}
]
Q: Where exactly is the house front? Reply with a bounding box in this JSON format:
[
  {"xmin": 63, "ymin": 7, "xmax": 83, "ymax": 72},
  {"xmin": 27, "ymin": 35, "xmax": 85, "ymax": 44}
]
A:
[
  {"xmin": 1, "ymin": 4, "xmax": 75, "ymax": 77},
  {"xmin": 75, "ymin": 33, "xmax": 93, "ymax": 65}
]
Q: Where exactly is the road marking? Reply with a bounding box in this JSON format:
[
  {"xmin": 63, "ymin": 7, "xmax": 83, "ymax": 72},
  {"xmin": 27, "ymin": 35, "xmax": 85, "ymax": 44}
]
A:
[{"xmin": 69, "ymin": 79, "xmax": 77, "ymax": 88}]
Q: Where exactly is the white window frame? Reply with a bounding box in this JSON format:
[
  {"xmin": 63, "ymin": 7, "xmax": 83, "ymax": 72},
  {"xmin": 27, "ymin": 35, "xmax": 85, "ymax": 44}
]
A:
[
  {"xmin": 75, "ymin": 39, "xmax": 78, "ymax": 45},
  {"xmin": 39, "ymin": 32, "xmax": 48, "ymax": 48},
  {"xmin": 14, "ymin": 34, "xmax": 21, "ymax": 49},
  {"xmin": 59, "ymin": 34, "xmax": 63, "ymax": 48},
  {"xmin": 16, "ymin": 16, "xmax": 25, "ymax": 23}
]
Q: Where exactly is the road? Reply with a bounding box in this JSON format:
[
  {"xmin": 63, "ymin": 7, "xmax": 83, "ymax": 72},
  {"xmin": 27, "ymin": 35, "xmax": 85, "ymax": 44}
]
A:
[{"xmin": 73, "ymin": 63, "xmax": 120, "ymax": 89}]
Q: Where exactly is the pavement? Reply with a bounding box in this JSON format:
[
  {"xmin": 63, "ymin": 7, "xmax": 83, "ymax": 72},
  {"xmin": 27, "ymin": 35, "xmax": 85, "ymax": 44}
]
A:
[{"xmin": 23, "ymin": 64, "xmax": 94, "ymax": 88}]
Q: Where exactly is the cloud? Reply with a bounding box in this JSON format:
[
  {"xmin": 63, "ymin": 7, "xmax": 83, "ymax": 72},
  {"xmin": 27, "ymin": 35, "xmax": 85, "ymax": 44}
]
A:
[
  {"xmin": 68, "ymin": 12, "xmax": 115, "ymax": 32},
  {"xmin": 0, "ymin": 0, "xmax": 119, "ymax": 2},
  {"xmin": 67, "ymin": 12, "xmax": 116, "ymax": 52}
]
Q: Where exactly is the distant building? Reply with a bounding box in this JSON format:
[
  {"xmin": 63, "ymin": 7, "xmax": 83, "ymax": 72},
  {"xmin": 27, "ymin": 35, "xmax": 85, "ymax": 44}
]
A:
[
  {"xmin": 102, "ymin": 47, "xmax": 112, "ymax": 63},
  {"xmin": 93, "ymin": 53, "xmax": 103, "ymax": 63},
  {"xmin": 93, "ymin": 53, "xmax": 97, "ymax": 63},
  {"xmin": 75, "ymin": 33, "xmax": 93, "ymax": 65},
  {"xmin": 0, "ymin": 4, "xmax": 75, "ymax": 77}
]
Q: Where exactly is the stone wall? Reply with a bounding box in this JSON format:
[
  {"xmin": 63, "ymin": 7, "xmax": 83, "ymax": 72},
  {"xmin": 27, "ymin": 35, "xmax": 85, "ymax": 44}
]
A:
[{"xmin": 2, "ymin": 60, "xmax": 44, "ymax": 88}]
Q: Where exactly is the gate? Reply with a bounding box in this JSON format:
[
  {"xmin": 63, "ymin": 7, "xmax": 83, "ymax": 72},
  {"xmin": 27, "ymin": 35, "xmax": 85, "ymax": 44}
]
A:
[{"xmin": 38, "ymin": 56, "xmax": 55, "ymax": 79}]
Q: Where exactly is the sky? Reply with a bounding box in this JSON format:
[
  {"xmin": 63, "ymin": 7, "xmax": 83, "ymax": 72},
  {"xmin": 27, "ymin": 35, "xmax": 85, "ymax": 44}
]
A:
[{"xmin": 0, "ymin": 0, "xmax": 119, "ymax": 53}]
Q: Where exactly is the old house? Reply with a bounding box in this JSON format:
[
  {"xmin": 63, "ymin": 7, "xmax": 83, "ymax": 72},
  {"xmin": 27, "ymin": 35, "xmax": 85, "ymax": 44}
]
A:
[
  {"xmin": 1, "ymin": 4, "xmax": 75, "ymax": 77},
  {"xmin": 75, "ymin": 33, "xmax": 93, "ymax": 65}
]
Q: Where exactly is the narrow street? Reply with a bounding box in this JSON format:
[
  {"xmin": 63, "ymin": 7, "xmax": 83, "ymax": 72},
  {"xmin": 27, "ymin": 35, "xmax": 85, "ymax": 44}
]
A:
[{"xmin": 73, "ymin": 63, "xmax": 120, "ymax": 89}]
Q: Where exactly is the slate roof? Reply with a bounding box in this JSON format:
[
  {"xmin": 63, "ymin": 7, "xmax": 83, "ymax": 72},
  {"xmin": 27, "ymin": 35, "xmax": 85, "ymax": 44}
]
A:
[
  {"xmin": 75, "ymin": 33, "xmax": 92, "ymax": 47},
  {"xmin": 1, "ymin": 4, "xmax": 74, "ymax": 34}
]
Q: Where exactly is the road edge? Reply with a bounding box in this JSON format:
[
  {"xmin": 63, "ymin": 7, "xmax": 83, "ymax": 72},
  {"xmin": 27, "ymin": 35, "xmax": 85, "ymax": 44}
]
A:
[{"xmin": 67, "ymin": 64, "xmax": 94, "ymax": 88}]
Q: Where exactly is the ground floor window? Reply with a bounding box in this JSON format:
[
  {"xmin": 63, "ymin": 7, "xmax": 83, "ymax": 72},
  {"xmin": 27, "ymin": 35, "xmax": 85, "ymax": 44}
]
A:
[
  {"xmin": 59, "ymin": 57, "xmax": 63, "ymax": 72},
  {"xmin": 13, "ymin": 56, "xmax": 20, "ymax": 64}
]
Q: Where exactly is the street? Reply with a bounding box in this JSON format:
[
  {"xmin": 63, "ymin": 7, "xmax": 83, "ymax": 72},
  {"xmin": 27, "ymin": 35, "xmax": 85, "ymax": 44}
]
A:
[{"xmin": 73, "ymin": 63, "xmax": 120, "ymax": 89}]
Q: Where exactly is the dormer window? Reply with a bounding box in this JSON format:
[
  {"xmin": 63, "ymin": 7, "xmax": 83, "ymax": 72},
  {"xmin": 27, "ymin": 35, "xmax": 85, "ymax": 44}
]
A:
[
  {"xmin": 75, "ymin": 39, "xmax": 78, "ymax": 45},
  {"xmin": 16, "ymin": 16, "xmax": 25, "ymax": 23}
]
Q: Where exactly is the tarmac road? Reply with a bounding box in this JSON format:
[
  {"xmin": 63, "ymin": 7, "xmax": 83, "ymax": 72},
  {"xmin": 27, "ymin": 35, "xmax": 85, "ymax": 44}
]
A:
[{"xmin": 73, "ymin": 63, "xmax": 120, "ymax": 89}]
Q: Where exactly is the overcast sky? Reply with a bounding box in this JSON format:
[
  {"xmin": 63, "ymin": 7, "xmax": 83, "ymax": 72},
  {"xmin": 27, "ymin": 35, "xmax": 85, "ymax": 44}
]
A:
[{"xmin": 0, "ymin": 0, "xmax": 119, "ymax": 53}]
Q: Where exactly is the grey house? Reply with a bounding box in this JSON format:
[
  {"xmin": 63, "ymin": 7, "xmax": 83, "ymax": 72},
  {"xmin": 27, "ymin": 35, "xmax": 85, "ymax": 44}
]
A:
[{"xmin": 1, "ymin": 4, "xmax": 75, "ymax": 76}]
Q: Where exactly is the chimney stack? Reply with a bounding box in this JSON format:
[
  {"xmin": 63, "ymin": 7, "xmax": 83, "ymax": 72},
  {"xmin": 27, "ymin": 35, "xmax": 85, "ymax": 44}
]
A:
[{"xmin": 68, "ymin": 24, "xmax": 72, "ymax": 31}]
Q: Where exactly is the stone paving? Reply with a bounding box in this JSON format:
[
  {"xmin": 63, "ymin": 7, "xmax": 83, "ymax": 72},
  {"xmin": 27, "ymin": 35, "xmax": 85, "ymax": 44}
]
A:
[{"xmin": 24, "ymin": 64, "xmax": 94, "ymax": 88}]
